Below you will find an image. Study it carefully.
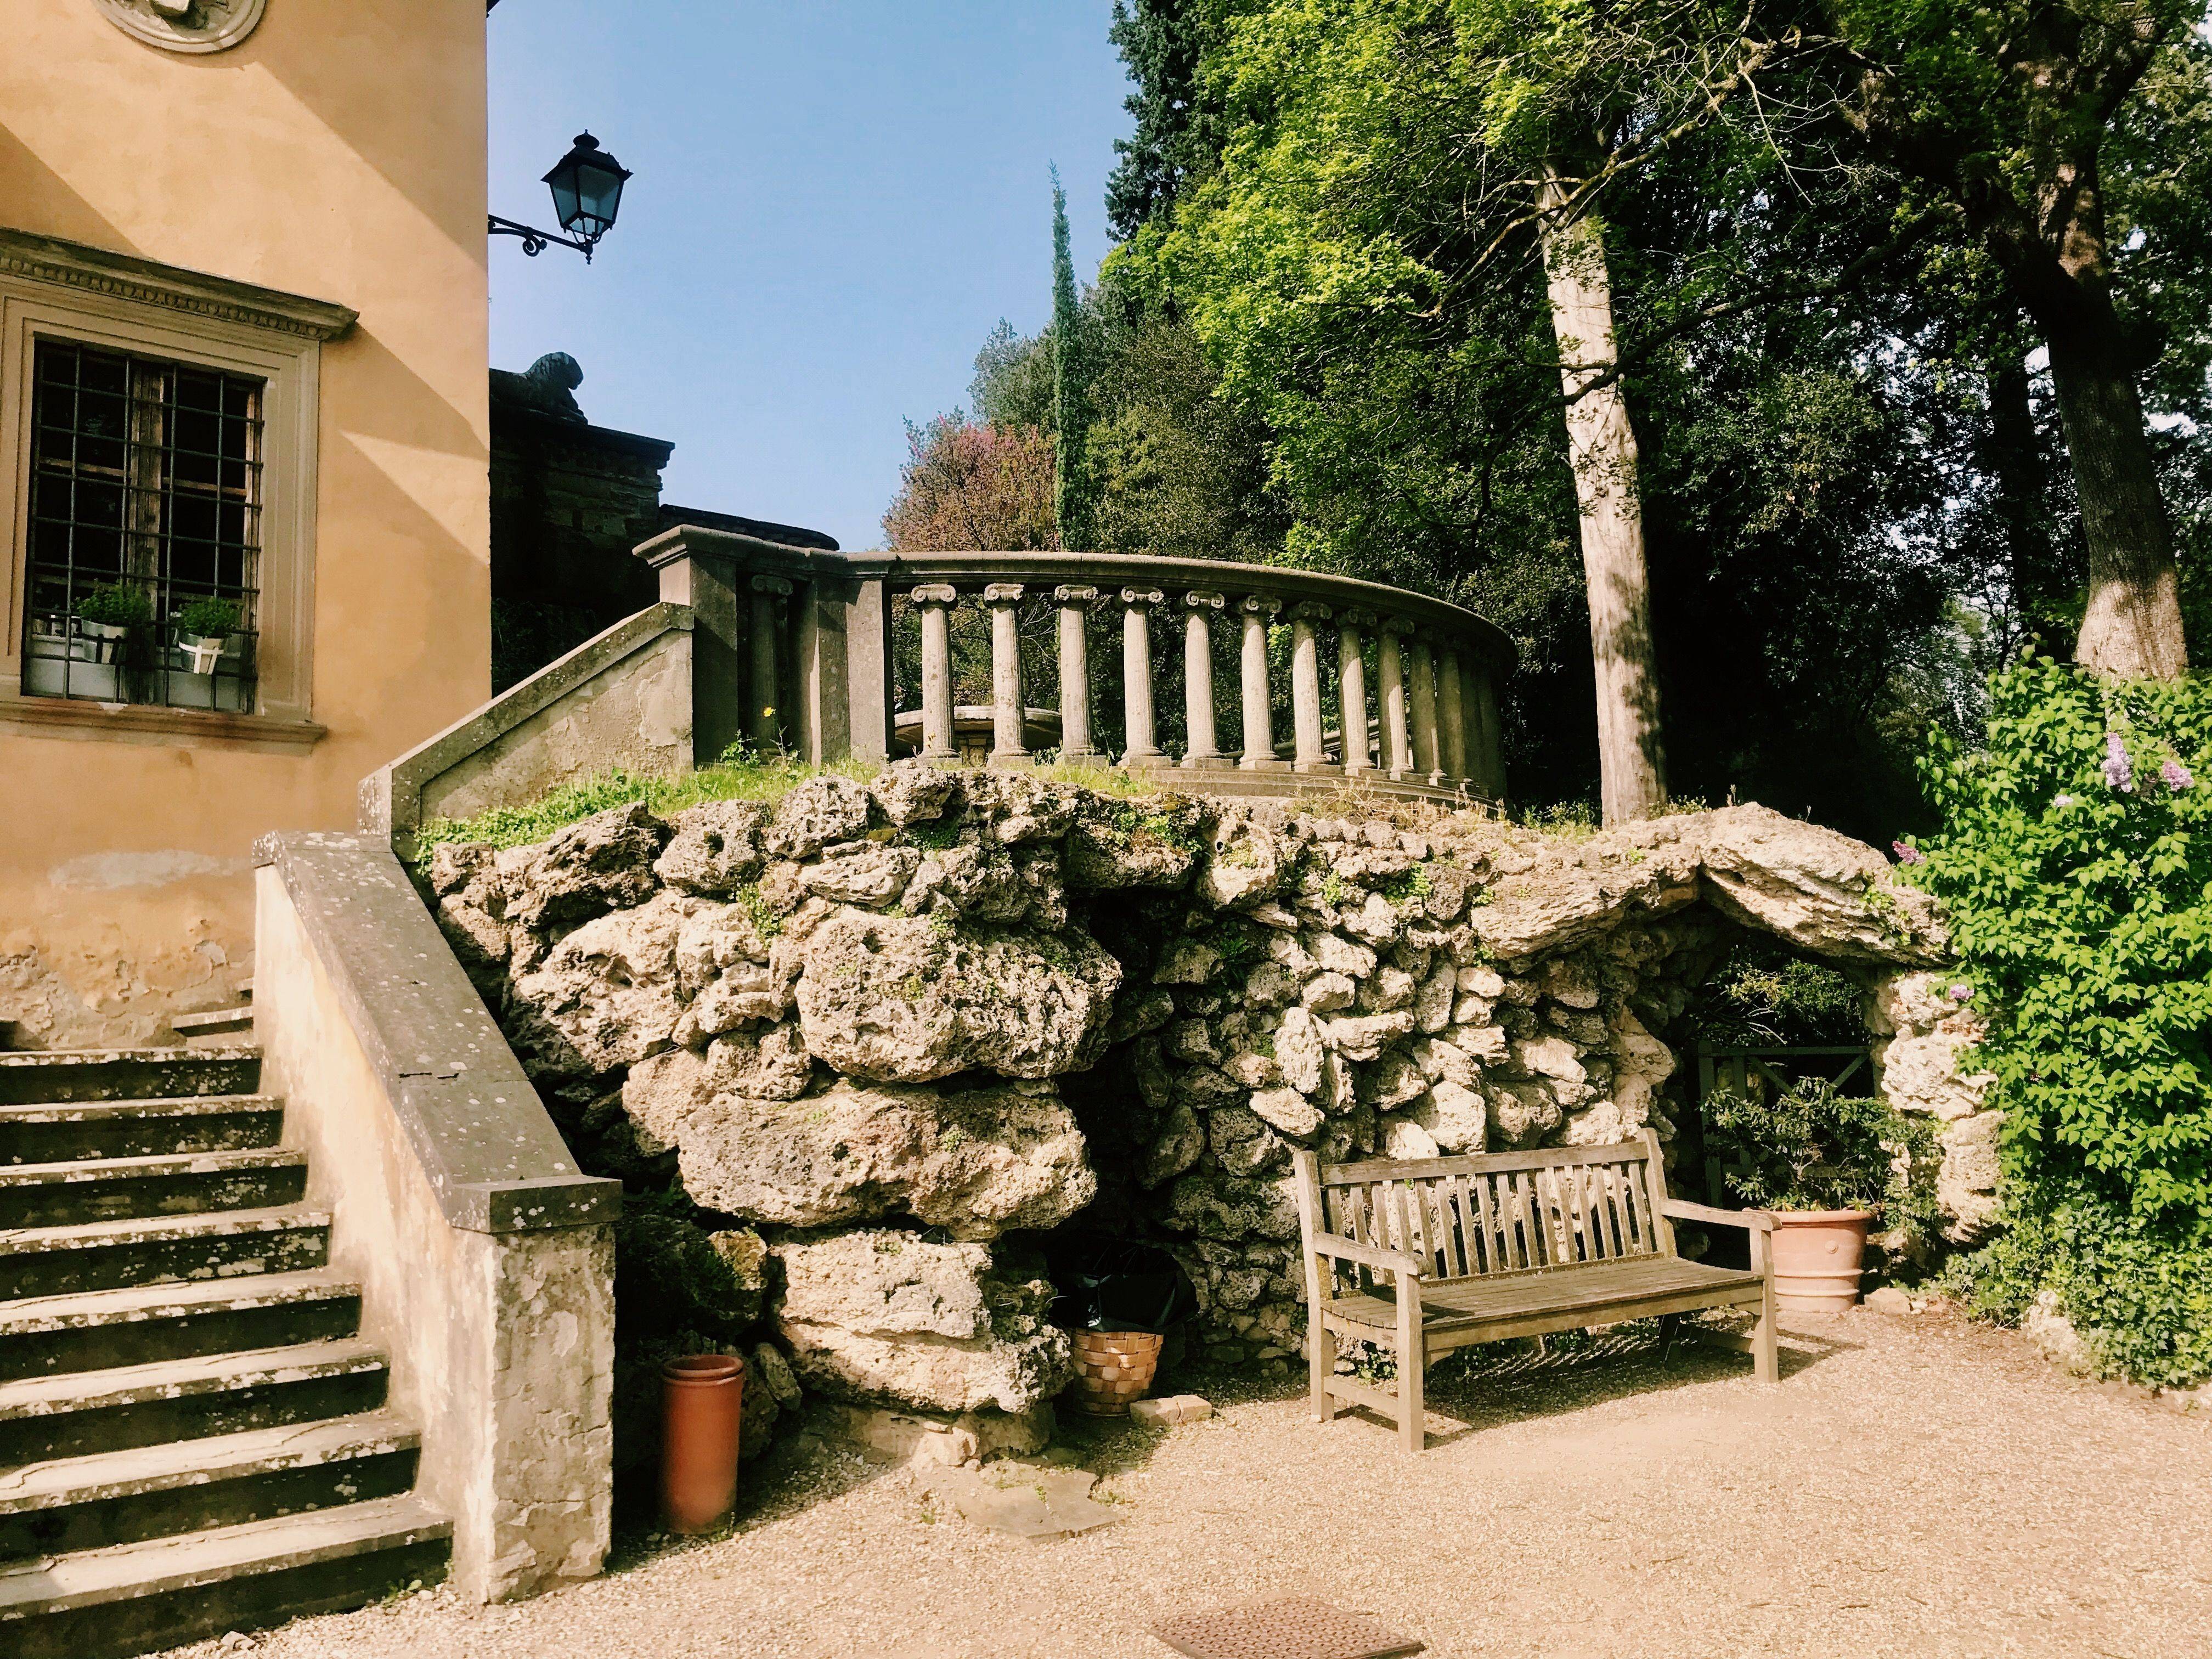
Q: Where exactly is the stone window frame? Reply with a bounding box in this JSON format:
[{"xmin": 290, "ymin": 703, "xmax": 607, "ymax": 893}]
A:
[{"xmin": 0, "ymin": 229, "xmax": 355, "ymax": 751}]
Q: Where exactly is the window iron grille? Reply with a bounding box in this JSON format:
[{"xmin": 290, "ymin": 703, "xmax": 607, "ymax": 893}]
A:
[{"xmin": 21, "ymin": 338, "xmax": 262, "ymax": 713}]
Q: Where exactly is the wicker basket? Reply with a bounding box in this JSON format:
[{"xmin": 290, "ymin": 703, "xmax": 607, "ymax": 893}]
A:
[{"xmin": 1068, "ymin": 1329, "xmax": 1165, "ymax": 1417}]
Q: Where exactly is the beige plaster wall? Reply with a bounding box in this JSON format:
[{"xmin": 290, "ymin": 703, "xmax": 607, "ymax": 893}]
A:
[{"xmin": 0, "ymin": 1, "xmax": 490, "ymax": 1045}]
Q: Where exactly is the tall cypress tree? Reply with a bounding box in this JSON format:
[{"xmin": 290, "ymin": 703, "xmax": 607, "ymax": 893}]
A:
[{"xmin": 1051, "ymin": 168, "xmax": 1096, "ymax": 551}]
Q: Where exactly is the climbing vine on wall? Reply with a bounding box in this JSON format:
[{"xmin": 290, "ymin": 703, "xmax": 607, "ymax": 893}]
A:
[{"xmin": 1907, "ymin": 657, "xmax": 2212, "ymax": 1385}]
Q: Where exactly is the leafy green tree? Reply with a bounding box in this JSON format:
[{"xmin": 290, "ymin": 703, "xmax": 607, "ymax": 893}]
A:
[{"xmin": 1819, "ymin": 0, "xmax": 2201, "ymax": 679}]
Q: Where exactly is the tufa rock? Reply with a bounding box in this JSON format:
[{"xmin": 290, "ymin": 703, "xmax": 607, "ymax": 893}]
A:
[
  {"xmin": 652, "ymin": 800, "xmax": 768, "ymax": 896},
  {"xmin": 506, "ymin": 800, "xmax": 670, "ymax": 933},
  {"xmin": 764, "ymin": 775, "xmax": 876, "ymax": 858},
  {"xmin": 795, "ymin": 911, "xmax": 1122, "ymax": 1083},
  {"xmin": 652, "ymin": 1076, "xmax": 1096, "ymax": 1240}
]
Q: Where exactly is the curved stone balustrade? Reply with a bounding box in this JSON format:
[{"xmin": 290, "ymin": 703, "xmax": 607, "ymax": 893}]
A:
[{"xmin": 635, "ymin": 527, "xmax": 1513, "ymax": 803}]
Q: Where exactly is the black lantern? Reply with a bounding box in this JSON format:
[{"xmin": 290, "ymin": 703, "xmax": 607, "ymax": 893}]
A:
[
  {"xmin": 489, "ymin": 131, "xmax": 633, "ymax": 262},
  {"xmin": 543, "ymin": 133, "xmax": 631, "ymax": 245}
]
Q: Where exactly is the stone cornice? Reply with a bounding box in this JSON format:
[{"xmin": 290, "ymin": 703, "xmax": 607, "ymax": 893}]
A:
[{"xmin": 0, "ymin": 227, "xmax": 357, "ymax": 342}]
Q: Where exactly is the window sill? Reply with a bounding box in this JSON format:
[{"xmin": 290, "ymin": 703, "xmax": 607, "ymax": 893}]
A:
[{"xmin": 0, "ymin": 692, "xmax": 325, "ymax": 753}]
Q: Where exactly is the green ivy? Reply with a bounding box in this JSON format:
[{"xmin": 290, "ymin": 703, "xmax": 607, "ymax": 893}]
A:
[{"xmin": 1910, "ymin": 656, "xmax": 2212, "ymax": 1385}]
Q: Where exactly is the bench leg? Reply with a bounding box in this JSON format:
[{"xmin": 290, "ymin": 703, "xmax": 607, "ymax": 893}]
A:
[
  {"xmin": 1308, "ymin": 1320, "xmax": 1340, "ymax": 1422},
  {"xmin": 1395, "ymin": 1294, "xmax": 1425, "ymax": 1453},
  {"xmin": 1753, "ymin": 1274, "xmax": 1780, "ymax": 1385}
]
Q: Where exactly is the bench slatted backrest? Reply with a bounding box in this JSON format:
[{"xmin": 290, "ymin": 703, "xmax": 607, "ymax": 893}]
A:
[{"xmin": 1312, "ymin": 1133, "xmax": 1676, "ymax": 1291}]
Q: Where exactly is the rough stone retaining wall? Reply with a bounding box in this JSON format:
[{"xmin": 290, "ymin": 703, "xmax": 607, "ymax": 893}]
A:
[{"xmin": 419, "ymin": 764, "xmax": 1995, "ymax": 1462}]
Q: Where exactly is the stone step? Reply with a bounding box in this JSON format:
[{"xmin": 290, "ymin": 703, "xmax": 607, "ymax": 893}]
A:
[
  {"xmin": 0, "ymin": 1412, "xmax": 420, "ymax": 1561},
  {"xmin": 0, "ymin": 1339, "xmax": 388, "ymax": 1466},
  {"xmin": 0, "ymin": 1097, "xmax": 284, "ymax": 1168},
  {"xmin": 0, "ymin": 1208, "xmax": 330, "ymax": 1301},
  {"xmin": 0, "ymin": 1151, "xmax": 308, "ymax": 1229},
  {"xmin": 0, "ymin": 1051, "xmax": 261, "ymax": 1108},
  {"xmin": 170, "ymin": 1009, "xmax": 255, "ymax": 1046},
  {"xmin": 0, "ymin": 1271, "xmax": 362, "ymax": 1382},
  {"xmin": 0, "ymin": 1493, "xmax": 449, "ymax": 1659}
]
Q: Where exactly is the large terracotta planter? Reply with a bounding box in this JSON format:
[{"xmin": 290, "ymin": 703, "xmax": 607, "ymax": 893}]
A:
[
  {"xmin": 1767, "ymin": 1209, "xmax": 1873, "ymax": 1313},
  {"xmin": 660, "ymin": 1354, "xmax": 743, "ymax": 1533},
  {"xmin": 1068, "ymin": 1330, "xmax": 1164, "ymax": 1417}
]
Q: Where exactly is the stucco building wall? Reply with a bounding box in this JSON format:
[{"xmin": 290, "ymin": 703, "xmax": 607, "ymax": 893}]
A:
[{"xmin": 0, "ymin": 2, "xmax": 490, "ymax": 1045}]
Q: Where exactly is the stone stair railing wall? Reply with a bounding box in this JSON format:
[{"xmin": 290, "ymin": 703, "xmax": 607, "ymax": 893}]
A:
[
  {"xmin": 361, "ymin": 528, "xmax": 1516, "ymax": 857},
  {"xmin": 250, "ymin": 832, "xmax": 618, "ymax": 1604}
]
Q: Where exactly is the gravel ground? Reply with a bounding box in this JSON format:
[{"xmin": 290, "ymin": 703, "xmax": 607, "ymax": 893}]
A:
[{"xmin": 169, "ymin": 1306, "xmax": 2211, "ymax": 1659}]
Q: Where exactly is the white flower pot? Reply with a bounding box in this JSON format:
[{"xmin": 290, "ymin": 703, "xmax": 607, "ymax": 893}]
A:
[
  {"xmin": 78, "ymin": 619, "xmax": 126, "ymax": 663},
  {"xmin": 180, "ymin": 635, "xmax": 227, "ymax": 675}
]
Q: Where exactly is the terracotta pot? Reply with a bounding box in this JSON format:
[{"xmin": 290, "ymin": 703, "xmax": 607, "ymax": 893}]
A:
[
  {"xmin": 1766, "ymin": 1209, "xmax": 1873, "ymax": 1313},
  {"xmin": 660, "ymin": 1354, "xmax": 743, "ymax": 1533},
  {"xmin": 1068, "ymin": 1329, "xmax": 1164, "ymax": 1417}
]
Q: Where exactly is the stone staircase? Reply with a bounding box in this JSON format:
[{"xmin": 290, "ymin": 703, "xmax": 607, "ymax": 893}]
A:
[{"xmin": 0, "ymin": 1048, "xmax": 450, "ymax": 1659}]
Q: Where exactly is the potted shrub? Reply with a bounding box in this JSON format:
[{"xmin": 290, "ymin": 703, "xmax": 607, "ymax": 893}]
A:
[
  {"xmin": 1704, "ymin": 1079, "xmax": 1934, "ymax": 1313},
  {"xmin": 75, "ymin": 582, "xmax": 150, "ymax": 662},
  {"xmin": 172, "ymin": 595, "xmax": 240, "ymax": 675}
]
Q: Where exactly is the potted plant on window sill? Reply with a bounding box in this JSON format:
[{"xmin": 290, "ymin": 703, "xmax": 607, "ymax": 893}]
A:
[
  {"xmin": 76, "ymin": 582, "xmax": 150, "ymax": 664},
  {"xmin": 1703, "ymin": 1077, "xmax": 1937, "ymax": 1313},
  {"xmin": 172, "ymin": 596, "xmax": 240, "ymax": 675}
]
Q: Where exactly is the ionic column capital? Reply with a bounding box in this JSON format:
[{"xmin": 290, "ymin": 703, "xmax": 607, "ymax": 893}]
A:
[
  {"xmin": 982, "ymin": 582, "xmax": 1024, "ymax": 606},
  {"xmin": 1340, "ymin": 608, "xmax": 1376, "ymax": 630},
  {"xmin": 1379, "ymin": 614, "xmax": 1416, "ymax": 636},
  {"xmin": 749, "ymin": 574, "xmax": 793, "ymax": 597},
  {"xmin": 911, "ymin": 583, "xmax": 958, "ymax": 607},
  {"xmin": 1288, "ymin": 600, "xmax": 1333, "ymax": 623},
  {"xmin": 1053, "ymin": 584, "xmax": 1099, "ymax": 605},
  {"xmin": 1239, "ymin": 595, "xmax": 1280, "ymax": 618},
  {"xmin": 1184, "ymin": 589, "xmax": 1226, "ymax": 611},
  {"xmin": 1121, "ymin": 586, "xmax": 1165, "ymax": 610}
]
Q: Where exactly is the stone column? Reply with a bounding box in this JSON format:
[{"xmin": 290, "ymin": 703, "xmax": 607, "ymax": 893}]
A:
[
  {"xmin": 1181, "ymin": 590, "xmax": 1228, "ymax": 769},
  {"xmin": 1239, "ymin": 596, "xmax": 1286, "ymax": 771},
  {"xmin": 1288, "ymin": 601, "xmax": 1334, "ymax": 774},
  {"xmin": 983, "ymin": 583, "xmax": 1028, "ymax": 768},
  {"xmin": 1054, "ymin": 584, "xmax": 1101, "ymax": 763},
  {"xmin": 748, "ymin": 575, "xmax": 792, "ymax": 751},
  {"xmin": 913, "ymin": 583, "xmax": 958, "ymax": 765},
  {"xmin": 1469, "ymin": 661, "xmax": 1505, "ymax": 799},
  {"xmin": 1121, "ymin": 587, "xmax": 1165, "ymax": 766},
  {"xmin": 1379, "ymin": 619, "xmax": 1412, "ymax": 779},
  {"xmin": 1338, "ymin": 609, "xmax": 1373, "ymax": 775},
  {"xmin": 1437, "ymin": 644, "xmax": 1468, "ymax": 783},
  {"xmin": 1410, "ymin": 634, "xmax": 1441, "ymax": 783}
]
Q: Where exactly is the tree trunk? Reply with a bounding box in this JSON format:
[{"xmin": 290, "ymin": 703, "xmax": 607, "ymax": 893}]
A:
[
  {"xmin": 1538, "ymin": 166, "xmax": 1668, "ymax": 825},
  {"xmin": 2042, "ymin": 310, "xmax": 2186, "ymax": 679},
  {"xmin": 1981, "ymin": 342, "xmax": 2069, "ymax": 659}
]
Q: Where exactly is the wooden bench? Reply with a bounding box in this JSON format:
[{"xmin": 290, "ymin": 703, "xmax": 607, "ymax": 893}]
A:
[{"xmin": 1291, "ymin": 1131, "xmax": 1778, "ymax": 1451}]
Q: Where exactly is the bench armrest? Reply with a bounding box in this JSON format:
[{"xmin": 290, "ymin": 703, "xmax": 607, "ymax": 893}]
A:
[
  {"xmin": 1309, "ymin": 1233, "xmax": 1427, "ymax": 1280},
  {"xmin": 1662, "ymin": 1198, "xmax": 1773, "ymax": 1233}
]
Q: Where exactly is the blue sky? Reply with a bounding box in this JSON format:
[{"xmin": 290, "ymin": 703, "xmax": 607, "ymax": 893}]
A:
[{"xmin": 488, "ymin": 2, "xmax": 1132, "ymax": 552}]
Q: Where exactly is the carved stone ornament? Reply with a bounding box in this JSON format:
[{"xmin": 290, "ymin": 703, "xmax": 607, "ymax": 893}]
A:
[{"xmin": 93, "ymin": 0, "xmax": 268, "ymax": 54}]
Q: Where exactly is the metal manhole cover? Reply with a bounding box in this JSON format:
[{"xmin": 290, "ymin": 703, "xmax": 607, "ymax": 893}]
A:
[{"xmin": 1150, "ymin": 1597, "xmax": 1424, "ymax": 1659}]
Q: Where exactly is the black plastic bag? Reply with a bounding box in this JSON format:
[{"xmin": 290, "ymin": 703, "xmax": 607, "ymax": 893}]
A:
[{"xmin": 1043, "ymin": 1234, "xmax": 1198, "ymax": 1335}]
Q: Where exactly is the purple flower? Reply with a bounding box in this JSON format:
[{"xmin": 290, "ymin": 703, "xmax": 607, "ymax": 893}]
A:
[
  {"xmin": 1949, "ymin": 984, "xmax": 1973, "ymax": 1003},
  {"xmin": 2162, "ymin": 758, "xmax": 2194, "ymax": 792},
  {"xmin": 2052, "ymin": 793, "xmax": 2075, "ymax": 810},
  {"xmin": 2103, "ymin": 732, "xmax": 2135, "ymax": 793},
  {"xmin": 1892, "ymin": 840, "xmax": 1925, "ymax": 865}
]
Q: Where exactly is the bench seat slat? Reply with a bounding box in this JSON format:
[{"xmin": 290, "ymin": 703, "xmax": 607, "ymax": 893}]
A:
[{"xmin": 1323, "ymin": 1256, "xmax": 1763, "ymax": 1333}]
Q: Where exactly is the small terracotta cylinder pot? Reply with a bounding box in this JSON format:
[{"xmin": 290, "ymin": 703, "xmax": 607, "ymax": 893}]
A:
[
  {"xmin": 1767, "ymin": 1210, "xmax": 1874, "ymax": 1313},
  {"xmin": 1068, "ymin": 1330, "xmax": 1165, "ymax": 1417},
  {"xmin": 660, "ymin": 1354, "xmax": 744, "ymax": 1534}
]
